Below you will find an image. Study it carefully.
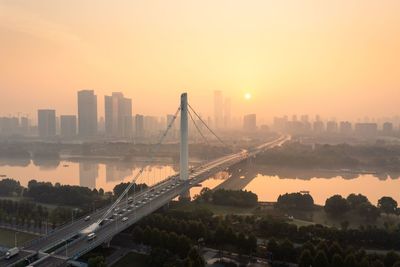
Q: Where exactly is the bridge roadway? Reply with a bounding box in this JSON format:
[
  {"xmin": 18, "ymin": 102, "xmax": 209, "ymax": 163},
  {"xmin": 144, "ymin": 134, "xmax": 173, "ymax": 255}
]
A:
[{"xmin": 0, "ymin": 135, "xmax": 289, "ymax": 267}]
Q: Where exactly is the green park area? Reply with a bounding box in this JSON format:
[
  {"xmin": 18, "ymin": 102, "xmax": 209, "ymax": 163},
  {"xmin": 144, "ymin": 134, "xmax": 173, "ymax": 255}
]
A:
[{"xmin": 0, "ymin": 228, "xmax": 37, "ymax": 248}]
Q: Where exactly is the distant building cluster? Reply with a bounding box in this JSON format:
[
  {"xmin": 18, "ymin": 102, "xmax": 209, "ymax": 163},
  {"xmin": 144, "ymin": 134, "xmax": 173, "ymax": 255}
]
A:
[{"xmin": 273, "ymin": 115, "xmax": 400, "ymax": 138}]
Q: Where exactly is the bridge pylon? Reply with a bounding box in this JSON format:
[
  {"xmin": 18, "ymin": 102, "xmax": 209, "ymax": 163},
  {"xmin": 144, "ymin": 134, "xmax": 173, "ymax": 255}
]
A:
[{"xmin": 180, "ymin": 92, "xmax": 189, "ymax": 181}]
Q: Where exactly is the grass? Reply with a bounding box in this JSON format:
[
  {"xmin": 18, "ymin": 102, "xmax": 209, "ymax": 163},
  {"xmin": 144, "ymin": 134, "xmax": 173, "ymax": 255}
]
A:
[
  {"xmin": 0, "ymin": 228, "xmax": 38, "ymax": 248},
  {"xmin": 112, "ymin": 252, "xmax": 148, "ymax": 267}
]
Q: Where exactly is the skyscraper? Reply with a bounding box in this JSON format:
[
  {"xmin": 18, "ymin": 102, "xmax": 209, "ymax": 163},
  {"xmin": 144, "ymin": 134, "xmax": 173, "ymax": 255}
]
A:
[
  {"xmin": 60, "ymin": 115, "xmax": 77, "ymax": 137},
  {"xmin": 104, "ymin": 92, "xmax": 133, "ymax": 138},
  {"xmin": 243, "ymin": 114, "xmax": 257, "ymax": 131},
  {"xmin": 214, "ymin": 90, "xmax": 223, "ymax": 129},
  {"xmin": 38, "ymin": 109, "xmax": 56, "ymax": 138},
  {"xmin": 135, "ymin": 114, "xmax": 145, "ymax": 139},
  {"xmin": 77, "ymin": 90, "xmax": 98, "ymax": 137},
  {"xmin": 224, "ymin": 97, "xmax": 231, "ymax": 129}
]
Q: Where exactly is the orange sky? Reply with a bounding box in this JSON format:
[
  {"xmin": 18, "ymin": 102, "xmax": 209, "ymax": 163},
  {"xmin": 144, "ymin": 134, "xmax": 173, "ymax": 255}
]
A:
[{"xmin": 1, "ymin": 0, "xmax": 400, "ymax": 121}]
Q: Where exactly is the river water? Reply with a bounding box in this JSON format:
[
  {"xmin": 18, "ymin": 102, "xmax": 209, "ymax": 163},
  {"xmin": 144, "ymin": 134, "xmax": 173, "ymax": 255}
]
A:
[{"xmin": 0, "ymin": 159, "xmax": 399, "ymax": 205}]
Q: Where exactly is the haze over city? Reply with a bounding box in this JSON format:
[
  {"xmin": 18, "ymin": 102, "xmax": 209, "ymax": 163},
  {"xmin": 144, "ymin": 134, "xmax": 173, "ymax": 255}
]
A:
[
  {"xmin": 2, "ymin": 2, "xmax": 400, "ymax": 267},
  {"xmin": 1, "ymin": 1, "xmax": 400, "ymax": 121}
]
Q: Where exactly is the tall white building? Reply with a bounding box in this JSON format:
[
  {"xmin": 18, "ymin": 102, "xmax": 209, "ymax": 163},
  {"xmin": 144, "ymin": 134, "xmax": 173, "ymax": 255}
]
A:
[
  {"xmin": 77, "ymin": 90, "xmax": 98, "ymax": 137},
  {"xmin": 104, "ymin": 92, "xmax": 133, "ymax": 138},
  {"xmin": 38, "ymin": 109, "xmax": 56, "ymax": 138}
]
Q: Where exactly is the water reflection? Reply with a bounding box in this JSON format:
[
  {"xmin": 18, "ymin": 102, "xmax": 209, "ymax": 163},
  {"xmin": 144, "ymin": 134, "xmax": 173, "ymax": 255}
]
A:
[
  {"xmin": 79, "ymin": 162, "xmax": 98, "ymax": 189},
  {"xmin": 0, "ymin": 160, "xmax": 177, "ymax": 192}
]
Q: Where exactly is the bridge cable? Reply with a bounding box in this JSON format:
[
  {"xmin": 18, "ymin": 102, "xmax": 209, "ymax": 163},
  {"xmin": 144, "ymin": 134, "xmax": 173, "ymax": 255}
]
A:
[
  {"xmin": 95, "ymin": 106, "xmax": 181, "ymax": 225},
  {"xmin": 187, "ymin": 103, "xmax": 230, "ymax": 149},
  {"xmin": 188, "ymin": 108, "xmax": 210, "ymax": 146}
]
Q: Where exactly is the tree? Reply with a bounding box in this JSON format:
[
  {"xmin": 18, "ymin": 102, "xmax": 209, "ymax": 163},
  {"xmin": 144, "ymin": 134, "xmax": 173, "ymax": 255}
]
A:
[
  {"xmin": 313, "ymin": 250, "xmax": 329, "ymax": 267},
  {"xmin": 325, "ymin": 195, "xmax": 349, "ymax": 216},
  {"xmin": 384, "ymin": 251, "xmax": 400, "ymax": 267},
  {"xmin": 332, "ymin": 254, "xmax": 344, "ymax": 267},
  {"xmin": 187, "ymin": 248, "xmax": 205, "ymax": 267},
  {"xmin": 378, "ymin": 197, "xmax": 398, "ymax": 214},
  {"xmin": 88, "ymin": 256, "xmax": 106, "ymax": 267},
  {"xmin": 358, "ymin": 202, "xmax": 381, "ymax": 221},
  {"xmin": 344, "ymin": 254, "xmax": 357, "ymax": 267},
  {"xmin": 276, "ymin": 193, "xmax": 314, "ymax": 211},
  {"xmin": 347, "ymin": 193, "xmax": 369, "ymax": 209},
  {"xmin": 340, "ymin": 220, "xmax": 350, "ymax": 230},
  {"xmin": 371, "ymin": 260, "xmax": 384, "ymax": 267},
  {"xmin": 267, "ymin": 238, "xmax": 279, "ymax": 260},
  {"xmin": 298, "ymin": 249, "xmax": 313, "ymax": 267}
]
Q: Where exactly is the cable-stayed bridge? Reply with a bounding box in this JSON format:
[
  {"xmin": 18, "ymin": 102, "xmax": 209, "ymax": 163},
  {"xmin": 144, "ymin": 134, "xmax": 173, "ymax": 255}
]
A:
[{"xmin": 0, "ymin": 93, "xmax": 289, "ymax": 267}]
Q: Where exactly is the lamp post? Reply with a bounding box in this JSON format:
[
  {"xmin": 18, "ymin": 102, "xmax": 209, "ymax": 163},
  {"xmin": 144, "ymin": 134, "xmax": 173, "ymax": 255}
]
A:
[{"xmin": 14, "ymin": 232, "xmax": 19, "ymax": 247}]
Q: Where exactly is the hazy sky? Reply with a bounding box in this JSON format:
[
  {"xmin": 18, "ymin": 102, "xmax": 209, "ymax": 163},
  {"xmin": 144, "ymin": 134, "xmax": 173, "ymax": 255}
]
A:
[{"xmin": 1, "ymin": 0, "xmax": 400, "ymax": 121}]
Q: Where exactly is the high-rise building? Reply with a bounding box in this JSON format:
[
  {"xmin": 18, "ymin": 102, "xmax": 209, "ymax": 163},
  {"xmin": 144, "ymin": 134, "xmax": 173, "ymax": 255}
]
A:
[
  {"xmin": 355, "ymin": 123, "xmax": 378, "ymax": 137},
  {"xmin": 382, "ymin": 122, "xmax": 393, "ymax": 135},
  {"xmin": 77, "ymin": 90, "xmax": 98, "ymax": 137},
  {"xmin": 20, "ymin": 117, "xmax": 29, "ymax": 135},
  {"xmin": 60, "ymin": 115, "xmax": 77, "ymax": 137},
  {"xmin": 135, "ymin": 114, "xmax": 145, "ymax": 139},
  {"xmin": 224, "ymin": 97, "xmax": 231, "ymax": 129},
  {"xmin": 38, "ymin": 109, "xmax": 56, "ymax": 138},
  {"xmin": 313, "ymin": 120, "xmax": 324, "ymax": 133},
  {"xmin": 243, "ymin": 114, "xmax": 257, "ymax": 131},
  {"xmin": 105, "ymin": 92, "xmax": 133, "ymax": 138},
  {"xmin": 326, "ymin": 121, "xmax": 338, "ymax": 133},
  {"xmin": 340, "ymin": 121, "xmax": 353, "ymax": 135},
  {"xmin": 214, "ymin": 90, "xmax": 223, "ymax": 129}
]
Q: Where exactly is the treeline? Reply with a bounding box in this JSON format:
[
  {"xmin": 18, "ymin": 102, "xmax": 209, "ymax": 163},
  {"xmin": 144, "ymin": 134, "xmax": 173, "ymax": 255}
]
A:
[
  {"xmin": 274, "ymin": 192, "xmax": 398, "ymax": 221},
  {"xmin": 0, "ymin": 178, "xmax": 151, "ymax": 210},
  {"xmin": 276, "ymin": 192, "xmax": 314, "ymax": 211},
  {"xmin": 0, "ymin": 199, "xmax": 82, "ymax": 230},
  {"xmin": 0, "ymin": 178, "xmax": 23, "ymax": 196},
  {"xmin": 136, "ymin": 208, "xmax": 400, "ymax": 266},
  {"xmin": 24, "ymin": 180, "xmax": 108, "ymax": 208},
  {"xmin": 113, "ymin": 182, "xmax": 148, "ymax": 197},
  {"xmin": 268, "ymin": 238, "xmax": 400, "ymax": 267},
  {"xmin": 255, "ymin": 142, "xmax": 400, "ymax": 171},
  {"xmin": 133, "ymin": 211, "xmax": 257, "ymax": 256},
  {"xmin": 195, "ymin": 188, "xmax": 258, "ymax": 207},
  {"xmin": 324, "ymin": 193, "xmax": 399, "ymax": 221}
]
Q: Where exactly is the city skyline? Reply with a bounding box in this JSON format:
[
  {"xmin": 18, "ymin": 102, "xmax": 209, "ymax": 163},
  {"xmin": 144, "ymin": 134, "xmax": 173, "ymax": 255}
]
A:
[{"xmin": 1, "ymin": 1, "xmax": 400, "ymax": 121}]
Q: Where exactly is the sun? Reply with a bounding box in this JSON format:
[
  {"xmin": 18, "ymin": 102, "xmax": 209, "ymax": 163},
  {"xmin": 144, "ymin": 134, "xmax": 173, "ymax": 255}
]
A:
[{"xmin": 244, "ymin": 93, "xmax": 252, "ymax": 100}]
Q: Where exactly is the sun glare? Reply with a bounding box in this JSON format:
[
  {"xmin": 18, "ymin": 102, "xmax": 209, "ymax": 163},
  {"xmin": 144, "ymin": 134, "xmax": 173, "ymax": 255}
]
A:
[{"xmin": 244, "ymin": 93, "xmax": 252, "ymax": 100}]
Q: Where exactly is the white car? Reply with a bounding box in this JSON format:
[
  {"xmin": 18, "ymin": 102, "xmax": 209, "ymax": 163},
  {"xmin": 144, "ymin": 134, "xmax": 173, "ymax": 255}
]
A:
[
  {"xmin": 84, "ymin": 216, "xmax": 91, "ymax": 221},
  {"xmin": 122, "ymin": 217, "xmax": 128, "ymax": 222}
]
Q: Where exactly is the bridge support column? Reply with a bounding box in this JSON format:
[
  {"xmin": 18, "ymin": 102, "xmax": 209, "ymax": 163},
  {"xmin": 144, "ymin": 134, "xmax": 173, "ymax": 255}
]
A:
[
  {"xmin": 180, "ymin": 92, "xmax": 189, "ymax": 181},
  {"xmin": 180, "ymin": 93, "xmax": 190, "ymax": 200}
]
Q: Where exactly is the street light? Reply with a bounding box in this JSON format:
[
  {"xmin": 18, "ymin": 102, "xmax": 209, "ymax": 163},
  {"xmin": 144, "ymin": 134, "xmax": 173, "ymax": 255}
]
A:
[{"xmin": 14, "ymin": 232, "xmax": 19, "ymax": 247}]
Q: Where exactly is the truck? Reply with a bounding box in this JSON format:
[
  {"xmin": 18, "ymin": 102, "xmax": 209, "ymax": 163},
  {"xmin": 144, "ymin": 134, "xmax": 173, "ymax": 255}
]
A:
[{"xmin": 5, "ymin": 247, "xmax": 19, "ymax": 259}]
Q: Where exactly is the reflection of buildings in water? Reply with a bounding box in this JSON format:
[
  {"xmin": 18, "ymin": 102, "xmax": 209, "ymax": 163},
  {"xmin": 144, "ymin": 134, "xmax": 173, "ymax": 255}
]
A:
[
  {"xmin": 33, "ymin": 158, "xmax": 61, "ymax": 170},
  {"xmin": 0, "ymin": 158, "xmax": 31, "ymax": 167},
  {"xmin": 79, "ymin": 162, "xmax": 98, "ymax": 189},
  {"xmin": 105, "ymin": 163, "xmax": 132, "ymax": 183}
]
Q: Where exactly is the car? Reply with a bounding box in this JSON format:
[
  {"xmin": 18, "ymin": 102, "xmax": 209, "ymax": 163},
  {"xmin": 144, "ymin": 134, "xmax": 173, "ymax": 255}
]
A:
[
  {"xmin": 122, "ymin": 208, "xmax": 127, "ymax": 212},
  {"xmin": 87, "ymin": 233, "xmax": 96, "ymax": 241},
  {"xmin": 127, "ymin": 208, "xmax": 131, "ymax": 212},
  {"xmin": 5, "ymin": 247, "xmax": 19, "ymax": 259},
  {"xmin": 114, "ymin": 207, "xmax": 120, "ymax": 212},
  {"xmin": 122, "ymin": 217, "xmax": 128, "ymax": 222},
  {"xmin": 84, "ymin": 216, "xmax": 91, "ymax": 221}
]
